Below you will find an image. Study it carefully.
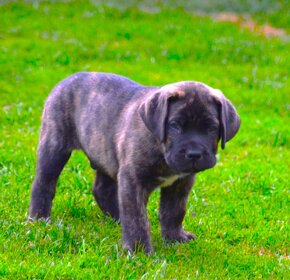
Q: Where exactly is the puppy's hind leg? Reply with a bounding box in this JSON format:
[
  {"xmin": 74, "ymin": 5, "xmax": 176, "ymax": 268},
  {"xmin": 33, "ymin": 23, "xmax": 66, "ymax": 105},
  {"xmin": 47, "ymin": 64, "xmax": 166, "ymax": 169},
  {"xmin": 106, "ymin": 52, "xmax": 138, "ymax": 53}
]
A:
[
  {"xmin": 29, "ymin": 120, "xmax": 72, "ymax": 221},
  {"xmin": 92, "ymin": 172, "xmax": 119, "ymax": 221}
]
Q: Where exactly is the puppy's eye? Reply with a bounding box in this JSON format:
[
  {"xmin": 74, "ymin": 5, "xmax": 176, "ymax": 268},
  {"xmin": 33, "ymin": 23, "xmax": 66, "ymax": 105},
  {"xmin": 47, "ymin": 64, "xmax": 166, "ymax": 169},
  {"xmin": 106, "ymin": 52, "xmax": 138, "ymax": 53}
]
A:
[
  {"xmin": 169, "ymin": 121, "xmax": 182, "ymax": 132},
  {"xmin": 207, "ymin": 126, "xmax": 218, "ymax": 134}
]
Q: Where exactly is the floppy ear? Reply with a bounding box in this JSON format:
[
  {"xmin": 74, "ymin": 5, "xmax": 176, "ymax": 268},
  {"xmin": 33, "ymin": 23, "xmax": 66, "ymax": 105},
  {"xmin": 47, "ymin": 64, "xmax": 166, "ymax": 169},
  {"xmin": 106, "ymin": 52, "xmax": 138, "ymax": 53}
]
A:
[
  {"xmin": 218, "ymin": 95, "xmax": 241, "ymax": 149},
  {"xmin": 138, "ymin": 90, "xmax": 178, "ymax": 142}
]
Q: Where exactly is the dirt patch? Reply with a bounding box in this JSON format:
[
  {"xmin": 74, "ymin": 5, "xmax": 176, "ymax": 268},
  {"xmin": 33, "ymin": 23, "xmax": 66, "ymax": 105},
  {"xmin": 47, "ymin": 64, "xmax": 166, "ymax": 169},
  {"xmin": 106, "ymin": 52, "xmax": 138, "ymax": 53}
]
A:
[{"xmin": 214, "ymin": 12, "xmax": 286, "ymax": 38}]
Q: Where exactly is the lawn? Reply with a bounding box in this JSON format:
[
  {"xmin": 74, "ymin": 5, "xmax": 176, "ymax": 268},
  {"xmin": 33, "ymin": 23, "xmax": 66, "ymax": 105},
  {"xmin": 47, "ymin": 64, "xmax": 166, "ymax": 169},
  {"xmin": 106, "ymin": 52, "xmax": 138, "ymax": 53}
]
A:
[{"xmin": 0, "ymin": 0, "xmax": 289, "ymax": 279}]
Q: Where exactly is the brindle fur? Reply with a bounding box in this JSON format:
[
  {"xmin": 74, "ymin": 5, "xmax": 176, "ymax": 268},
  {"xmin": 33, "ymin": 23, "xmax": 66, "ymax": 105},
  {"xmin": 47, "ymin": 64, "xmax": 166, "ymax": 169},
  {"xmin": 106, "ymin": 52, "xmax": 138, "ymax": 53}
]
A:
[{"xmin": 29, "ymin": 72, "xmax": 240, "ymax": 253}]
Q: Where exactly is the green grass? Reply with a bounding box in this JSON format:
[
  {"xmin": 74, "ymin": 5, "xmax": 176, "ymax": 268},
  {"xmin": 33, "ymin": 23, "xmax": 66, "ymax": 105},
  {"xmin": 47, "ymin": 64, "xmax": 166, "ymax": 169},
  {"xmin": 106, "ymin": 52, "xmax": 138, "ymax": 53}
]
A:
[{"xmin": 0, "ymin": 0, "xmax": 289, "ymax": 279}]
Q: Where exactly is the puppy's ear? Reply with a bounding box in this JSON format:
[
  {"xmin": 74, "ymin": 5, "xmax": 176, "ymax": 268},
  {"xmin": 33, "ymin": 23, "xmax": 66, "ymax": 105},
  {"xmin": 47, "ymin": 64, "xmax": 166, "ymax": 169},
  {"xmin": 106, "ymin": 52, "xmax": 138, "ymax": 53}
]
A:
[
  {"xmin": 138, "ymin": 90, "xmax": 178, "ymax": 142},
  {"xmin": 217, "ymin": 92, "xmax": 240, "ymax": 149}
]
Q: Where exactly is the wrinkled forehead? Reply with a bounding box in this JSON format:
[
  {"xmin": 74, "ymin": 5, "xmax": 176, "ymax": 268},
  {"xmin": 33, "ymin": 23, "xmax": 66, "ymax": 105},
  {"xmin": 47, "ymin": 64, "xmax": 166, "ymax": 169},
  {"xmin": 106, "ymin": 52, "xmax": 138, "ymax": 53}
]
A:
[
  {"xmin": 167, "ymin": 83, "xmax": 219, "ymax": 119},
  {"xmin": 161, "ymin": 81, "xmax": 222, "ymax": 98}
]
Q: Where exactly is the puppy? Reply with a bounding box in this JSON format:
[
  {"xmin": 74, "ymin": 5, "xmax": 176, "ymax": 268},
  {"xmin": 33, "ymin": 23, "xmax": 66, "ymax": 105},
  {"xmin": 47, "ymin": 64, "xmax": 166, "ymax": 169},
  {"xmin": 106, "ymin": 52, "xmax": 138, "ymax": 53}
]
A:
[{"xmin": 29, "ymin": 72, "xmax": 240, "ymax": 253}]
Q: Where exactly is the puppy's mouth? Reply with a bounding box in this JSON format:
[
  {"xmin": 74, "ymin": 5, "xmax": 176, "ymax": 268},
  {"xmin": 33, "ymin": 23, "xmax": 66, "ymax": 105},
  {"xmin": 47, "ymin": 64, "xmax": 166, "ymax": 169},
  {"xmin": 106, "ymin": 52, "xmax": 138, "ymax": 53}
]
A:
[
  {"xmin": 193, "ymin": 157, "xmax": 216, "ymax": 172},
  {"xmin": 165, "ymin": 152, "xmax": 217, "ymax": 174}
]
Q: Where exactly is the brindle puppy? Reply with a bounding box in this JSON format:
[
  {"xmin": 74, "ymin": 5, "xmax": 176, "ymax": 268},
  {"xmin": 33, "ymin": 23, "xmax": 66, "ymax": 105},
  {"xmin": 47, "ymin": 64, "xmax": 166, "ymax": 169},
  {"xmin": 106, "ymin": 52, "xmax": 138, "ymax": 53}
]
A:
[{"xmin": 29, "ymin": 72, "xmax": 240, "ymax": 253}]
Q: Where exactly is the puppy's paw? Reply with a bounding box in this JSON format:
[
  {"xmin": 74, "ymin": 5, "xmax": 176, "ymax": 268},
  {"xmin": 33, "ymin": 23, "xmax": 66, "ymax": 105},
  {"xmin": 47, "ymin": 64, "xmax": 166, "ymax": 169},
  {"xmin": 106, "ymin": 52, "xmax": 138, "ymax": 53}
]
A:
[
  {"xmin": 123, "ymin": 239, "xmax": 153, "ymax": 254},
  {"xmin": 28, "ymin": 215, "xmax": 51, "ymax": 224},
  {"xmin": 163, "ymin": 229, "xmax": 198, "ymax": 243}
]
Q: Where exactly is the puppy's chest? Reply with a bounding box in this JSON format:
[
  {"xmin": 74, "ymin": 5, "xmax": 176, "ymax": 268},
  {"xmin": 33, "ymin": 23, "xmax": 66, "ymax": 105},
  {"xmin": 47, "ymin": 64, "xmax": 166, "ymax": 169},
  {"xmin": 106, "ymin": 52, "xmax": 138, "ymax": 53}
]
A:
[{"xmin": 157, "ymin": 174, "xmax": 188, "ymax": 188}]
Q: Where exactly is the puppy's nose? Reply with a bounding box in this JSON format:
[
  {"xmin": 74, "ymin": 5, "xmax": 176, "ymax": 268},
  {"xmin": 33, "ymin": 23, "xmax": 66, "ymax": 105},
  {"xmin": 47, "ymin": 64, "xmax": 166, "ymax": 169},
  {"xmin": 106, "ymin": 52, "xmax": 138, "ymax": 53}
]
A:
[{"xmin": 185, "ymin": 150, "xmax": 202, "ymax": 161}]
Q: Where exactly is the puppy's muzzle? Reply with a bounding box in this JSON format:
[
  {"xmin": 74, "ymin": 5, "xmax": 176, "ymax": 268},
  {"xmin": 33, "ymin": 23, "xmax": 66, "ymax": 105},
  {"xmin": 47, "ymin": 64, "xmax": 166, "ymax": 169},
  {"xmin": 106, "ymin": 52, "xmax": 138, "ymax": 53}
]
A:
[
  {"xmin": 185, "ymin": 149, "xmax": 203, "ymax": 161},
  {"xmin": 175, "ymin": 145, "xmax": 215, "ymax": 173}
]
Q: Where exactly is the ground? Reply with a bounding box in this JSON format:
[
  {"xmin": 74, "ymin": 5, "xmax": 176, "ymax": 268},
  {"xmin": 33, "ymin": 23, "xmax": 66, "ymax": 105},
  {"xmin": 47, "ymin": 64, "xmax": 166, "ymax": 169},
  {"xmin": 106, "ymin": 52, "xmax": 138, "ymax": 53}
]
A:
[{"xmin": 0, "ymin": 0, "xmax": 289, "ymax": 279}]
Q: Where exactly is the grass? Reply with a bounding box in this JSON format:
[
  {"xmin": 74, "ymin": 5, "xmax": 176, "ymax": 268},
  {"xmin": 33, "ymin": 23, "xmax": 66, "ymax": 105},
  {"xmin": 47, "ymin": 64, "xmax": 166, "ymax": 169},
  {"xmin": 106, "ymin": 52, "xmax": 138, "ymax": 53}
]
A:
[{"xmin": 0, "ymin": 0, "xmax": 289, "ymax": 279}]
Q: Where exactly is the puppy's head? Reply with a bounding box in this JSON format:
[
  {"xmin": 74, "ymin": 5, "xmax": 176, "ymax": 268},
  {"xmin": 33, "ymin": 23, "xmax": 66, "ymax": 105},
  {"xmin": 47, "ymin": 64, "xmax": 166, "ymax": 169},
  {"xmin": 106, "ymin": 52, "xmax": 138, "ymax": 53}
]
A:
[{"xmin": 139, "ymin": 82, "xmax": 240, "ymax": 174}]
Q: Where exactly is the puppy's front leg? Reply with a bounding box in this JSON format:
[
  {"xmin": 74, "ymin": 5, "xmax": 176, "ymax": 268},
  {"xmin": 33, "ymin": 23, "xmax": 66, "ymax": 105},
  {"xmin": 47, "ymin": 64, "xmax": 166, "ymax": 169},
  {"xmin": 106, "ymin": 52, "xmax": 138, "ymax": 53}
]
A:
[
  {"xmin": 160, "ymin": 175, "xmax": 197, "ymax": 242},
  {"xmin": 117, "ymin": 168, "xmax": 153, "ymax": 253}
]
